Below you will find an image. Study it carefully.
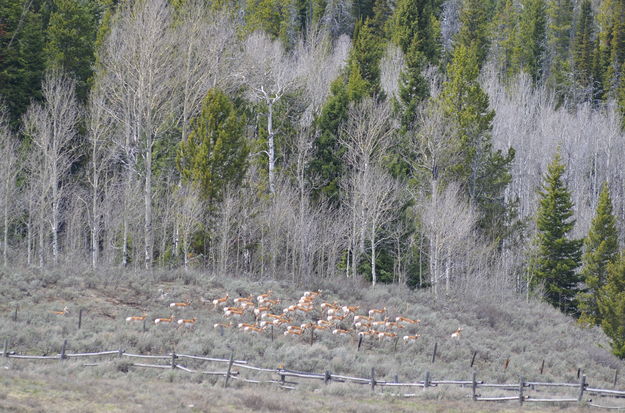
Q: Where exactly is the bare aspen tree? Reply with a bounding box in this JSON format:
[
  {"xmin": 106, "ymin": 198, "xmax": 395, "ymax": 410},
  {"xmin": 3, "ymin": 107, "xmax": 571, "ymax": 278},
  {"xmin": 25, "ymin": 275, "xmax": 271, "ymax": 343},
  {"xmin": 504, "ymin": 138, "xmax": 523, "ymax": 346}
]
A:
[
  {"xmin": 242, "ymin": 31, "xmax": 300, "ymax": 194},
  {"xmin": 380, "ymin": 44, "xmax": 405, "ymax": 99},
  {"xmin": 421, "ymin": 184, "xmax": 478, "ymax": 296},
  {"xmin": 0, "ymin": 105, "xmax": 19, "ymax": 266},
  {"xmin": 340, "ymin": 98, "xmax": 394, "ymax": 281},
  {"xmin": 22, "ymin": 71, "xmax": 80, "ymax": 268},
  {"xmin": 86, "ymin": 86, "xmax": 115, "ymax": 269},
  {"xmin": 296, "ymin": 29, "xmax": 350, "ymax": 126},
  {"xmin": 100, "ymin": 0, "xmax": 178, "ymax": 269}
]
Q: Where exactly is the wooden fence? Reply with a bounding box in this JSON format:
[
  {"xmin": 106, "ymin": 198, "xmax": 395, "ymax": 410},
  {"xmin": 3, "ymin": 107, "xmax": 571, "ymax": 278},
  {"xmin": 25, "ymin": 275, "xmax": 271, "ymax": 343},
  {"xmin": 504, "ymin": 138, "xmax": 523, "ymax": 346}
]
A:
[{"xmin": 3, "ymin": 339, "xmax": 625, "ymax": 409}]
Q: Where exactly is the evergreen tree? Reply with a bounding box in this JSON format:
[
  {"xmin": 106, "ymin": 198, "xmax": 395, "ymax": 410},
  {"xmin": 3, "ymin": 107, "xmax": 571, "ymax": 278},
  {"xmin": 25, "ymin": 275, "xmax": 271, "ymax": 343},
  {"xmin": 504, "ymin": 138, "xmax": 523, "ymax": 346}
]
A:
[
  {"xmin": 353, "ymin": 0, "xmax": 376, "ymax": 22},
  {"xmin": 512, "ymin": 0, "xmax": 547, "ymax": 84},
  {"xmin": 531, "ymin": 152, "xmax": 582, "ymax": 314},
  {"xmin": 598, "ymin": 251, "xmax": 625, "ymax": 358},
  {"xmin": 176, "ymin": 89, "xmax": 248, "ymax": 205},
  {"xmin": 388, "ymin": 0, "xmax": 440, "ymax": 63},
  {"xmin": 490, "ymin": 0, "xmax": 519, "ymax": 78},
  {"xmin": 0, "ymin": 0, "xmax": 46, "ymax": 125},
  {"xmin": 347, "ymin": 20, "xmax": 384, "ymax": 97},
  {"xmin": 597, "ymin": 0, "xmax": 625, "ymax": 98},
  {"xmin": 45, "ymin": 0, "xmax": 99, "ymax": 101},
  {"xmin": 578, "ymin": 183, "xmax": 619, "ymax": 325},
  {"xmin": 456, "ymin": 0, "xmax": 493, "ymax": 67},
  {"xmin": 545, "ymin": 0, "xmax": 574, "ymax": 100},
  {"xmin": 572, "ymin": 0, "xmax": 595, "ymax": 94},
  {"xmin": 439, "ymin": 43, "xmax": 515, "ymax": 239},
  {"xmin": 396, "ymin": 44, "xmax": 429, "ymax": 130}
]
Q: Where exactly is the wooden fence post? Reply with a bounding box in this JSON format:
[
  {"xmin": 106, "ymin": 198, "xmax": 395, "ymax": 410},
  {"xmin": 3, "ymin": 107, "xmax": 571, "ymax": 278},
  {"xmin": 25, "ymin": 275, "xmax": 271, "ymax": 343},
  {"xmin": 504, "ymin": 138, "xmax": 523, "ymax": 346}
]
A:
[
  {"xmin": 504, "ymin": 358, "xmax": 510, "ymax": 370},
  {"xmin": 431, "ymin": 342, "xmax": 438, "ymax": 363},
  {"xmin": 394, "ymin": 374, "xmax": 399, "ymax": 383},
  {"xmin": 540, "ymin": 359, "xmax": 545, "ymax": 374},
  {"xmin": 577, "ymin": 368, "xmax": 581, "ymax": 379},
  {"xmin": 470, "ymin": 350, "xmax": 477, "ymax": 368},
  {"xmin": 471, "ymin": 372, "xmax": 477, "ymax": 401},
  {"xmin": 271, "ymin": 325, "xmax": 274, "ymax": 342},
  {"xmin": 13, "ymin": 305, "xmax": 17, "ymax": 322},
  {"xmin": 224, "ymin": 351, "xmax": 235, "ymax": 388},
  {"xmin": 324, "ymin": 371, "xmax": 331, "ymax": 385},
  {"xmin": 519, "ymin": 377, "xmax": 525, "ymax": 405},
  {"xmin": 614, "ymin": 369, "xmax": 619, "ymax": 388},
  {"xmin": 142, "ymin": 318, "xmax": 147, "ymax": 333},
  {"xmin": 219, "ymin": 325, "xmax": 224, "ymax": 337},
  {"xmin": 578, "ymin": 374, "xmax": 586, "ymax": 403},
  {"xmin": 357, "ymin": 335, "xmax": 364, "ymax": 351},
  {"xmin": 60, "ymin": 340, "xmax": 67, "ymax": 360},
  {"xmin": 394, "ymin": 336, "xmax": 399, "ymax": 352},
  {"xmin": 310, "ymin": 328, "xmax": 314, "ymax": 346},
  {"xmin": 118, "ymin": 348, "xmax": 123, "ymax": 358},
  {"xmin": 424, "ymin": 371, "xmax": 431, "ymax": 389},
  {"xmin": 78, "ymin": 309, "xmax": 83, "ymax": 330},
  {"xmin": 370, "ymin": 368, "xmax": 376, "ymax": 392},
  {"xmin": 3, "ymin": 339, "xmax": 8, "ymax": 358},
  {"xmin": 171, "ymin": 352, "xmax": 177, "ymax": 369}
]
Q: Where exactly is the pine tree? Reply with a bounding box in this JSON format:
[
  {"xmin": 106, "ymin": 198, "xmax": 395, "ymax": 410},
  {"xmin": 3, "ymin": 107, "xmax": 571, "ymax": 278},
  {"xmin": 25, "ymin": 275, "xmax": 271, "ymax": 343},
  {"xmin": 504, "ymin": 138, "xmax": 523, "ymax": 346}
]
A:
[
  {"xmin": 545, "ymin": 0, "xmax": 574, "ymax": 100},
  {"xmin": 512, "ymin": 0, "xmax": 547, "ymax": 84},
  {"xmin": 578, "ymin": 183, "xmax": 619, "ymax": 325},
  {"xmin": 388, "ymin": 0, "xmax": 440, "ymax": 63},
  {"xmin": 490, "ymin": 0, "xmax": 519, "ymax": 78},
  {"xmin": 597, "ymin": 0, "xmax": 625, "ymax": 98},
  {"xmin": 438, "ymin": 43, "xmax": 515, "ymax": 239},
  {"xmin": 598, "ymin": 251, "xmax": 625, "ymax": 358},
  {"xmin": 348, "ymin": 20, "xmax": 384, "ymax": 97},
  {"xmin": 308, "ymin": 77, "xmax": 350, "ymax": 203},
  {"xmin": 619, "ymin": 60, "xmax": 625, "ymax": 128},
  {"xmin": 456, "ymin": 0, "xmax": 493, "ymax": 67},
  {"xmin": 176, "ymin": 89, "xmax": 248, "ymax": 205},
  {"xmin": 572, "ymin": 0, "xmax": 595, "ymax": 94},
  {"xmin": 45, "ymin": 0, "xmax": 99, "ymax": 101},
  {"xmin": 531, "ymin": 152, "xmax": 582, "ymax": 314},
  {"xmin": 0, "ymin": 0, "xmax": 46, "ymax": 125}
]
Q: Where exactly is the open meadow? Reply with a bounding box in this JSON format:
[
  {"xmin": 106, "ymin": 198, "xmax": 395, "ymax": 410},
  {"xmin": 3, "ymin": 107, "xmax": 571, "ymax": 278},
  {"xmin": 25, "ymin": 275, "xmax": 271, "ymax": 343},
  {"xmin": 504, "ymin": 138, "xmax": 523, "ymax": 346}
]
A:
[{"xmin": 1, "ymin": 266, "xmax": 624, "ymax": 411}]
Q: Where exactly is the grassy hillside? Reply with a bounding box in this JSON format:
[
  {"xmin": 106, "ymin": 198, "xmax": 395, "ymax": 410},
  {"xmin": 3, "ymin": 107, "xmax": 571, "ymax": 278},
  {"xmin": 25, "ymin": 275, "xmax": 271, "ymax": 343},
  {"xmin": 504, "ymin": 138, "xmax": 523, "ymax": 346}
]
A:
[{"xmin": 1, "ymin": 266, "xmax": 623, "ymax": 411}]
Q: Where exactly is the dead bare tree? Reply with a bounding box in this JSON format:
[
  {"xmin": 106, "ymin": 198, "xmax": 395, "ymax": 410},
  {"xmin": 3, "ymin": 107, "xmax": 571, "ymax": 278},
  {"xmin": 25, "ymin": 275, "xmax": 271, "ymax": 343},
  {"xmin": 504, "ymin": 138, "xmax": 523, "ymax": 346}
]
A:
[
  {"xmin": 0, "ymin": 104, "xmax": 19, "ymax": 266},
  {"xmin": 99, "ymin": 0, "xmax": 178, "ymax": 269},
  {"xmin": 22, "ymin": 71, "xmax": 80, "ymax": 268},
  {"xmin": 340, "ymin": 98, "xmax": 395, "ymax": 281},
  {"xmin": 242, "ymin": 31, "xmax": 301, "ymax": 194}
]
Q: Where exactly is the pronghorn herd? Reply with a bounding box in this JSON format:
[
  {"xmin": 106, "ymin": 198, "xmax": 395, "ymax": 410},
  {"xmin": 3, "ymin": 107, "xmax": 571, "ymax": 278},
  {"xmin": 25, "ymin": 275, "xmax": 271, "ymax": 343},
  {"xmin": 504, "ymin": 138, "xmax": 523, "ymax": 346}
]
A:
[{"xmin": 122, "ymin": 289, "xmax": 464, "ymax": 344}]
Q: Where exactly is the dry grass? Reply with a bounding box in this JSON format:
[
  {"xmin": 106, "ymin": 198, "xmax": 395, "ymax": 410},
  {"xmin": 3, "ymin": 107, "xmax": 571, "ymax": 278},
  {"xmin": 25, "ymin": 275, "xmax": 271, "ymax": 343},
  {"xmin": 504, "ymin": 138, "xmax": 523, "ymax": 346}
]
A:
[{"xmin": 1, "ymin": 265, "xmax": 624, "ymax": 411}]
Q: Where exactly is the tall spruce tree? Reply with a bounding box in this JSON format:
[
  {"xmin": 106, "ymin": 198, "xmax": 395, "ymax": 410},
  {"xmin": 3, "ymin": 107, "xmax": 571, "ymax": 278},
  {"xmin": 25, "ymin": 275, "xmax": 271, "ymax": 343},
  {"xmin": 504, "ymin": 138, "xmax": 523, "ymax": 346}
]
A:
[
  {"xmin": 456, "ymin": 0, "xmax": 493, "ymax": 67},
  {"xmin": 597, "ymin": 0, "xmax": 625, "ymax": 98},
  {"xmin": 598, "ymin": 251, "xmax": 625, "ymax": 358},
  {"xmin": 572, "ymin": 0, "xmax": 595, "ymax": 95},
  {"xmin": 45, "ymin": 0, "xmax": 99, "ymax": 101},
  {"xmin": 176, "ymin": 89, "xmax": 248, "ymax": 205},
  {"xmin": 531, "ymin": 152, "xmax": 582, "ymax": 314},
  {"xmin": 545, "ymin": 0, "xmax": 574, "ymax": 100},
  {"xmin": 578, "ymin": 183, "xmax": 619, "ymax": 325},
  {"xmin": 438, "ymin": 43, "xmax": 515, "ymax": 239},
  {"xmin": 512, "ymin": 0, "xmax": 547, "ymax": 84},
  {"xmin": 490, "ymin": 0, "xmax": 519, "ymax": 79},
  {"xmin": 388, "ymin": 0, "xmax": 440, "ymax": 64}
]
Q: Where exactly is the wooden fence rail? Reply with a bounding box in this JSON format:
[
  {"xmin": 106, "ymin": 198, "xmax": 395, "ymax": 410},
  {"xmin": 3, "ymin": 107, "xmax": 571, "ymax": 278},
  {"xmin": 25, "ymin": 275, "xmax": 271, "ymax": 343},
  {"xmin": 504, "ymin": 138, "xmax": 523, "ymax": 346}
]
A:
[{"xmin": 3, "ymin": 341, "xmax": 625, "ymax": 409}]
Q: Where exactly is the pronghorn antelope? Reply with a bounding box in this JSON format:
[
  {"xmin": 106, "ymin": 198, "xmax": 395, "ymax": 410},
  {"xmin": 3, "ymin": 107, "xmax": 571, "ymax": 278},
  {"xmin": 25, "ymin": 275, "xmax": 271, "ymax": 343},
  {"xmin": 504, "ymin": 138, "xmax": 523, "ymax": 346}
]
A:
[
  {"xmin": 395, "ymin": 316, "xmax": 420, "ymax": 325},
  {"xmin": 354, "ymin": 321, "xmax": 372, "ymax": 330},
  {"xmin": 154, "ymin": 315, "xmax": 175, "ymax": 325},
  {"xmin": 224, "ymin": 307, "xmax": 245, "ymax": 318},
  {"xmin": 169, "ymin": 301, "xmax": 191, "ymax": 309},
  {"xmin": 327, "ymin": 314, "xmax": 347, "ymax": 322},
  {"xmin": 341, "ymin": 305, "xmax": 359, "ymax": 314},
  {"xmin": 212, "ymin": 294, "xmax": 229, "ymax": 309},
  {"xmin": 377, "ymin": 331, "xmax": 397, "ymax": 340},
  {"xmin": 237, "ymin": 322, "xmax": 256, "ymax": 330},
  {"xmin": 254, "ymin": 306, "xmax": 271, "ymax": 318},
  {"xmin": 353, "ymin": 315, "xmax": 373, "ymax": 323},
  {"xmin": 403, "ymin": 334, "xmax": 421, "ymax": 343},
  {"xmin": 368, "ymin": 307, "xmax": 387, "ymax": 318},
  {"xmin": 358, "ymin": 330, "xmax": 377, "ymax": 337},
  {"xmin": 451, "ymin": 328, "xmax": 463, "ymax": 339},
  {"xmin": 125, "ymin": 314, "xmax": 147, "ymax": 323},
  {"xmin": 51, "ymin": 306, "xmax": 70, "ymax": 316},
  {"xmin": 320, "ymin": 302, "xmax": 340, "ymax": 311},
  {"xmin": 233, "ymin": 296, "xmax": 254, "ymax": 305},
  {"xmin": 332, "ymin": 329, "xmax": 351, "ymax": 335},
  {"xmin": 262, "ymin": 298, "xmax": 280, "ymax": 306},
  {"xmin": 256, "ymin": 291, "xmax": 272, "ymax": 303},
  {"xmin": 177, "ymin": 318, "xmax": 197, "ymax": 328},
  {"xmin": 213, "ymin": 322, "xmax": 232, "ymax": 329},
  {"xmin": 317, "ymin": 319, "xmax": 333, "ymax": 327},
  {"xmin": 371, "ymin": 318, "xmax": 389, "ymax": 330},
  {"xmin": 243, "ymin": 326, "xmax": 263, "ymax": 334},
  {"xmin": 284, "ymin": 328, "xmax": 304, "ymax": 336},
  {"xmin": 303, "ymin": 290, "xmax": 321, "ymax": 299}
]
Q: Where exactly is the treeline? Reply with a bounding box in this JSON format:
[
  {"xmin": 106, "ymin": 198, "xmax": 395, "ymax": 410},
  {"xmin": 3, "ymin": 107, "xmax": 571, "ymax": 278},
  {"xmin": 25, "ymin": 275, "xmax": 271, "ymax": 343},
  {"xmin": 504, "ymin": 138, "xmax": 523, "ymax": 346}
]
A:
[{"xmin": 1, "ymin": 0, "xmax": 625, "ymax": 352}]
